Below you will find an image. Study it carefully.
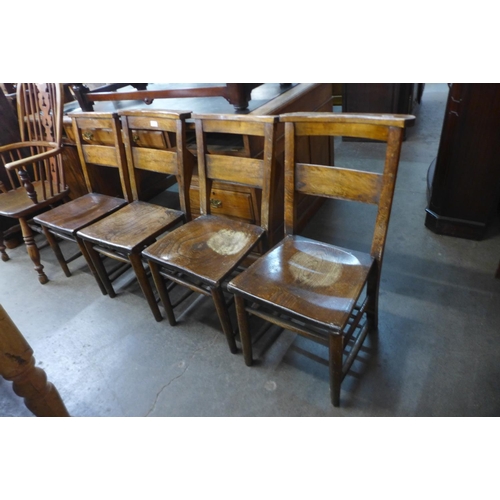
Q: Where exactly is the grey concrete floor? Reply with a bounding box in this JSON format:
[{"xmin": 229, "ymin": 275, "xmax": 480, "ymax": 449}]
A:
[{"xmin": 1, "ymin": 83, "xmax": 499, "ymax": 417}]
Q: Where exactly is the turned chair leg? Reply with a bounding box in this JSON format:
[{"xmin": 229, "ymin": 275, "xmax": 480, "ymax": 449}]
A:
[
  {"xmin": 0, "ymin": 304, "xmax": 69, "ymax": 417},
  {"xmin": 0, "ymin": 230, "xmax": 9, "ymax": 262},
  {"xmin": 19, "ymin": 217, "xmax": 48, "ymax": 284}
]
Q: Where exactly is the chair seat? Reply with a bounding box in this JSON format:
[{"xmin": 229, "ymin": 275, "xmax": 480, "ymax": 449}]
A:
[
  {"xmin": 33, "ymin": 193, "xmax": 128, "ymax": 236},
  {"xmin": 143, "ymin": 214, "xmax": 265, "ymax": 286},
  {"xmin": 228, "ymin": 234, "xmax": 375, "ymax": 329},
  {"xmin": 77, "ymin": 201, "xmax": 184, "ymax": 253},
  {"xmin": 0, "ymin": 181, "xmax": 68, "ymax": 218}
]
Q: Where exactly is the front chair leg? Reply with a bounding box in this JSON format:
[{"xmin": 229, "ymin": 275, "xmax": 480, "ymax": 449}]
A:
[
  {"xmin": 329, "ymin": 334, "xmax": 343, "ymax": 407},
  {"xmin": 234, "ymin": 295, "xmax": 253, "ymax": 365},
  {"xmin": 148, "ymin": 261, "xmax": 176, "ymax": 326},
  {"xmin": 41, "ymin": 226, "xmax": 71, "ymax": 277},
  {"xmin": 129, "ymin": 253, "xmax": 163, "ymax": 322},
  {"xmin": 19, "ymin": 218, "xmax": 48, "ymax": 284},
  {"xmin": 211, "ymin": 286, "xmax": 238, "ymax": 354}
]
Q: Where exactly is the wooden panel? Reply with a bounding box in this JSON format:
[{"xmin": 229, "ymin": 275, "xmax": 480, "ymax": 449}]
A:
[
  {"xmin": 132, "ymin": 148, "xmax": 177, "ymax": 174},
  {"xmin": 82, "ymin": 144, "xmax": 121, "ymax": 168},
  {"xmin": 295, "ymin": 163, "xmax": 382, "ymax": 204},
  {"xmin": 206, "ymin": 155, "xmax": 263, "ymax": 188}
]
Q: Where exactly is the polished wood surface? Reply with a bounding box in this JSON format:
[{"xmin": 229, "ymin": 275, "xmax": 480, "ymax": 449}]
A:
[
  {"xmin": 0, "ymin": 83, "xmax": 68, "ymax": 283},
  {"xmin": 76, "ymin": 110, "xmax": 192, "ymax": 321},
  {"xmin": 228, "ymin": 112, "xmax": 414, "ymax": 406},
  {"xmin": 70, "ymin": 83, "xmax": 267, "ymax": 112},
  {"xmin": 143, "ymin": 113, "xmax": 279, "ymax": 352},
  {"xmin": 0, "ymin": 304, "xmax": 69, "ymax": 417}
]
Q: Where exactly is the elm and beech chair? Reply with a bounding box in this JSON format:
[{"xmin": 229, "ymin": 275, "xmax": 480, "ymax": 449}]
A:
[
  {"xmin": 227, "ymin": 112, "xmax": 415, "ymax": 406},
  {"xmin": 76, "ymin": 110, "xmax": 194, "ymax": 322},
  {"xmin": 33, "ymin": 112, "xmax": 130, "ymax": 293},
  {"xmin": 0, "ymin": 83, "xmax": 68, "ymax": 283},
  {"xmin": 142, "ymin": 113, "xmax": 279, "ymax": 353}
]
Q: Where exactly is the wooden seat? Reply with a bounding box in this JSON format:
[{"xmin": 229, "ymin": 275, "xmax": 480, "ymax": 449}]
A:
[
  {"xmin": 33, "ymin": 113, "xmax": 130, "ymax": 291},
  {"xmin": 0, "ymin": 83, "xmax": 68, "ymax": 283},
  {"xmin": 142, "ymin": 113, "xmax": 279, "ymax": 352},
  {"xmin": 227, "ymin": 112, "xmax": 415, "ymax": 406},
  {"xmin": 76, "ymin": 110, "xmax": 194, "ymax": 321}
]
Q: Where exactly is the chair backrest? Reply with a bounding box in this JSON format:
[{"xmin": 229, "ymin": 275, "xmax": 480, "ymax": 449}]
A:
[
  {"xmin": 69, "ymin": 111, "xmax": 133, "ymax": 202},
  {"xmin": 192, "ymin": 113, "xmax": 278, "ymax": 234},
  {"xmin": 280, "ymin": 112, "xmax": 414, "ymax": 265},
  {"xmin": 118, "ymin": 110, "xmax": 194, "ymax": 219},
  {"xmin": 0, "ymin": 83, "xmax": 66, "ymax": 202},
  {"xmin": 17, "ymin": 83, "xmax": 63, "ymax": 146}
]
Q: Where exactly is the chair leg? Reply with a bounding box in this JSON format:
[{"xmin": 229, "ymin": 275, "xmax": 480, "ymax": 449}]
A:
[
  {"xmin": 234, "ymin": 295, "xmax": 253, "ymax": 365},
  {"xmin": 329, "ymin": 334, "xmax": 343, "ymax": 407},
  {"xmin": 82, "ymin": 240, "xmax": 116, "ymax": 297},
  {"xmin": 41, "ymin": 226, "xmax": 71, "ymax": 277},
  {"xmin": 76, "ymin": 238, "xmax": 108, "ymax": 296},
  {"xmin": 0, "ymin": 230, "xmax": 9, "ymax": 262},
  {"xmin": 19, "ymin": 217, "xmax": 48, "ymax": 284},
  {"xmin": 211, "ymin": 286, "xmax": 238, "ymax": 354},
  {"xmin": 129, "ymin": 253, "xmax": 163, "ymax": 322},
  {"xmin": 148, "ymin": 261, "xmax": 176, "ymax": 326},
  {"xmin": 0, "ymin": 304, "xmax": 70, "ymax": 417}
]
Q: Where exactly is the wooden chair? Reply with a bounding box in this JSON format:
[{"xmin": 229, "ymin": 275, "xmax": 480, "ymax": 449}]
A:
[
  {"xmin": 142, "ymin": 113, "xmax": 278, "ymax": 353},
  {"xmin": 0, "ymin": 83, "xmax": 68, "ymax": 283},
  {"xmin": 33, "ymin": 113, "xmax": 130, "ymax": 292},
  {"xmin": 76, "ymin": 110, "xmax": 194, "ymax": 321},
  {"xmin": 227, "ymin": 112, "xmax": 415, "ymax": 406}
]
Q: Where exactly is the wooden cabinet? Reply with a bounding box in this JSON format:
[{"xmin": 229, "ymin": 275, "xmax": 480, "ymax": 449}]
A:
[
  {"xmin": 425, "ymin": 84, "xmax": 500, "ymax": 239},
  {"xmin": 342, "ymin": 83, "xmax": 423, "ymax": 115}
]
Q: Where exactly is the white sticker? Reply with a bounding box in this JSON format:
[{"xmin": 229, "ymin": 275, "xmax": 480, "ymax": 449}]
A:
[{"xmin": 150, "ymin": 120, "xmax": 158, "ymax": 127}]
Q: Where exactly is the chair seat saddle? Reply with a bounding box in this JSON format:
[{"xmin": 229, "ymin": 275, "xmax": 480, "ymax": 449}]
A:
[
  {"xmin": 33, "ymin": 193, "xmax": 127, "ymax": 236},
  {"xmin": 143, "ymin": 214, "xmax": 265, "ymax": 287},
  {"xmin": 77, "ymin": 200, "xmax": 185, "ymax": 253},
  {"xmin": 228, "ymin": 234, "xmax": 374, "ymax": 330}
]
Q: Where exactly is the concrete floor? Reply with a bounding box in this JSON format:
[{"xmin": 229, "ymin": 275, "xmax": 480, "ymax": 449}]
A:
[{"xmin": 1, "ymin": 83, "xmax": 499, "ymax": 417}]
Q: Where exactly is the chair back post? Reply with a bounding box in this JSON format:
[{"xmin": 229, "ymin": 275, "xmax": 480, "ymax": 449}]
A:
[
  {"xmin": 193, "ymin": 113, "xmax": 278, "ymax": 235},
  {"xmin": 370, "ymin": 125, "xmax": 405, "ymax": 266},
  {"xmin": 118, "ymin": 110, "xmax": 193, "ymax": 220},
  {"xmin": 69, "ymin": 112, "xmax": 133, "ymax": 202},
  {"xmin": 14, "ymin": 83, "xmax": 65, "ymax": 202}
]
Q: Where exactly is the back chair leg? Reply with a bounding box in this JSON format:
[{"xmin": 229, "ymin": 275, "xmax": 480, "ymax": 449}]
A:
[
  {"xmin": 129, "ymin": 253, "xmax": 163, "ymax": 322},
  {"xmin": 234, "ymin": 295, "xmax": 253, "ymax": 365},
  {"xmin": 211, "ymin": 287, "xmax": 238, "ymax": 354},
  {"xmin": 41, "ymin": 226, "xmax": 71, "ymax": 277},
  {"xmin": 366, "ymin": 263, "xmax": 379, "ymax": 332},
  {"xmin": 19, "ymin": 217, "xmax": 48, "ymax": 284},
  {"xmin": 329, "ymin": 334, "xmax": 343, "ymax": 407}
]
